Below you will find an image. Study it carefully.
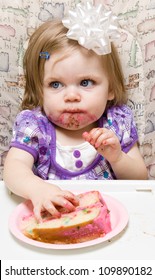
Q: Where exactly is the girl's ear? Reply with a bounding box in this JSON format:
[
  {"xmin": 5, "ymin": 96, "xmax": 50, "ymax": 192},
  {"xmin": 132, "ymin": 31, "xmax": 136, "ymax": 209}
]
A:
[{"xmin": 108, "ymin": 90, "xmax": 114, "ymax": 101}]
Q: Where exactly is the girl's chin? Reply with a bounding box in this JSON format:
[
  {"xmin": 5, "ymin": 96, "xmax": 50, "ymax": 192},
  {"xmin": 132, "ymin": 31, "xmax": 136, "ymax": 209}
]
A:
[
  {"xmin": 54, "ymin": 113, "xmax": 96, "ymax": 129},
  {"xmin": 54, "ymin": 122, "xmax": 88, "ymax": 131},
  {"xmin": 48, "ymin": 112, "xmax": 98, "ymax": 130}
]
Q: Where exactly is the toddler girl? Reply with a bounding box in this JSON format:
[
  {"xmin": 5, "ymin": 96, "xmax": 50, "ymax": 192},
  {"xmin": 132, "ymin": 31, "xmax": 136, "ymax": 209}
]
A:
[{"xmin": 4, "ymin": 3, "xmax": 148, "ymax": 221}]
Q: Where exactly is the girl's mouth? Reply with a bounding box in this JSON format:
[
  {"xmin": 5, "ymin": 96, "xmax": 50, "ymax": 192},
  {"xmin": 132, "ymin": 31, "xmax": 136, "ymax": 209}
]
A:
[
  {"xmin": 63, "ymin": 109, "xmax": 85, "ymax": 113},
  {"xmin": 57, "ymin": 111, "xmax": 96, "ymax": 129}
]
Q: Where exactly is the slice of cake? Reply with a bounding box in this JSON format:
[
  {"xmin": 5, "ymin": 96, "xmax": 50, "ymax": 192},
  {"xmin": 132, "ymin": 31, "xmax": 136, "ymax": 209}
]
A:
[{"xmin": 20, "ymin": 191, "xmax": 111, "ymax": 244}]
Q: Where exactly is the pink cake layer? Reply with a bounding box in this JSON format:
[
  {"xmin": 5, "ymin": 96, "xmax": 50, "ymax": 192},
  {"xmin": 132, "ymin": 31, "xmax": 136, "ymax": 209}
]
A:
[{"xmin": 20, "ymin": 191, "xmax": 112, "ymax": 244}]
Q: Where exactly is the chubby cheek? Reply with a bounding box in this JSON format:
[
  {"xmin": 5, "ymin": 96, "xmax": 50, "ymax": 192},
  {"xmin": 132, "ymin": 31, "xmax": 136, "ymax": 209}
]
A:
[{"xmin": 43, "ymin": 103, "xmax": 58, "ymax": 121}]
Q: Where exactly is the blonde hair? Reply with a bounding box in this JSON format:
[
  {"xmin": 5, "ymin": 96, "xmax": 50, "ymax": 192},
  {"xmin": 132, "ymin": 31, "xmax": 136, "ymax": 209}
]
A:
[{"xmin": 22, "ymin": 19, "xmax": 127, "ymax": 110}]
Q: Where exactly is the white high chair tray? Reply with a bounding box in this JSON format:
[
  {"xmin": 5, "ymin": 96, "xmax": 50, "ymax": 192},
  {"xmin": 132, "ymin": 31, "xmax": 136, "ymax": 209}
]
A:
[{"xmin": 0, "ymin": 180, "xmax": 155, "ymax": 260}]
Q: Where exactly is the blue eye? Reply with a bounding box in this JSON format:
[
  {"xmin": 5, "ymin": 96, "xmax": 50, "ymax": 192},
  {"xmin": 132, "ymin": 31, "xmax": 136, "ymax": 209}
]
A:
[
  {"xmin": 50, "ymin": 81, "xmax": 62, "ymax": 89},
  {"xmin": 80, "ymin": 79, "xmax": 94, "ymax": 87}
]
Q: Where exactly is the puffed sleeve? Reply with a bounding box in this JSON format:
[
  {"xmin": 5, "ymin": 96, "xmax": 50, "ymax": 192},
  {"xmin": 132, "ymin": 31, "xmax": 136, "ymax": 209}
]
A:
[
  {"xmin": 106, "ymin": 105, "xmax": 139, "ymax": 153},
  {"xmin": 10, "ymin": 109, "xmax": 53, "ymax": 179},
  {"xmin": 10, "ymin": 110, "xmax": 43, "ymax": 160}
]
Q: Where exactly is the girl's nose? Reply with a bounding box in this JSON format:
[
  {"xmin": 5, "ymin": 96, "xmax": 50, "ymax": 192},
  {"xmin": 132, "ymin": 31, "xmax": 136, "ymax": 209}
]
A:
[{"xmin": 64, "ymin": 86, "xmax": 81, "ymax": 102}]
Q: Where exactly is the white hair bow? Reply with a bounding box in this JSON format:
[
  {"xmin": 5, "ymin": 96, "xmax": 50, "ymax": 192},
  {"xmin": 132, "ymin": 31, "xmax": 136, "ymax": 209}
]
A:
[{"xmin": 62, "ymin": 1, "xmax": 120, "ymax": 55}]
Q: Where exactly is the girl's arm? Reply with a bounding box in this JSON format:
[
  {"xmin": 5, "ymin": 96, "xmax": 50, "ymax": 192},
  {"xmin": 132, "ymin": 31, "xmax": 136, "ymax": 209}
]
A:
[
  {"xmin": 83, "ymin": 128, "xmax": 148, "ymax": 180},
  {"xmin": 3, "ymin": 148, "xmax": 78, "ymax": 221},
  {"xmin": 109, "ymin": 143, "xmax": 148, "ymax": 180}
]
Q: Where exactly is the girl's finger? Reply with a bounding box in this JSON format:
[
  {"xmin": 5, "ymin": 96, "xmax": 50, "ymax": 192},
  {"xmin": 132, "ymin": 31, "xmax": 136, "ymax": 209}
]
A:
[
  {"xmin": 101, "ymin": 137, "xmax": 119, "ymax": 146},
  {"xmin": 33, "ymin": 204, "xmax": 43, "ymax": 223},
  {"xmin": 94, "ymin": 132, "xmax": 114, "ymax": 148},
  {"xmin": 52, "ymin": 196, "xmax": 76, "ymax": 212},
  {"xmin": 62, "ymin": 190, "xmax": 79, "ymax": 206},
  {"xmin": 43, "ymin": 200, "xmax": 61, "ymax": 218},
  {"xmin": 82, "ymin": 131, "xmax": 90, "ymax": 141},
  {"xmin": 83, "ymin": 128, "xmax": 101, "ymax": 142}
]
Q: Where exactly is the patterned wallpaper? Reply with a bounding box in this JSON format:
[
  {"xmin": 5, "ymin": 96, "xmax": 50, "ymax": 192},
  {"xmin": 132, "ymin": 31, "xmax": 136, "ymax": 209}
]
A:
[{"xmin": 0, "ymin": 0, "xmax": 155, "ymax": 179}]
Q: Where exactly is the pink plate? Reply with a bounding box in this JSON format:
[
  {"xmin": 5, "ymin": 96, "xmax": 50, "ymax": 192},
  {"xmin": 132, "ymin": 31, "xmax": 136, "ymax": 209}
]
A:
[{"xmin": 9, "ymin": 194, "xmax": 128, "ymax": 249}]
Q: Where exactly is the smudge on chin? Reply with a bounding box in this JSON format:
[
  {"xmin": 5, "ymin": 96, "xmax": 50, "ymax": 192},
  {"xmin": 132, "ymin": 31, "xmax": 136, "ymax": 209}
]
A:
[{"xmin": 57, "ymin": 112, "xmax": 97, "ymax": 129}]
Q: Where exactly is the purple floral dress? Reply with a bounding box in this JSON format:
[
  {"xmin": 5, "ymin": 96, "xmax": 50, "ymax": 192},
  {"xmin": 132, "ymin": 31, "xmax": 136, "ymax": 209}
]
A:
[{"xmin": 10, "ymin": 105, "xmax": 138, "ymax": 180}]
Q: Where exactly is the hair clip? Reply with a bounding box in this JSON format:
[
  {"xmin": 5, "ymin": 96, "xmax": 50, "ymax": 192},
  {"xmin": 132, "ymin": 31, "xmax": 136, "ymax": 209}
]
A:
[
  {"xmin": 62, "ymin": 1, "xmax": 120, "ymax": 55},
  {"xmin": 39, "ymin": 51, "xmax": 50, "ymax": 59}
]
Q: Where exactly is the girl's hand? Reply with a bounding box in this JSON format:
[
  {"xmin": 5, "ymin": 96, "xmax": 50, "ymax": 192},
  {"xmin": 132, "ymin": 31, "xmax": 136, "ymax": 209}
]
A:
[
  {"xmin": 4, "ymin": 147, "xmax": 79, "ymax": 222},
  {"xmin": 29, "ymin": 184, "xmax": 79, "ymax": 222},
  {"xmin": 83, "ymin": 128, "xmax": 122, "ymax": 163}
]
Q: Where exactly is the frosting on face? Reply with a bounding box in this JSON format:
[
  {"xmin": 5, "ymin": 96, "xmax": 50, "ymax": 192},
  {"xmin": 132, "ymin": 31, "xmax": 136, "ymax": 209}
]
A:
[{"xmin": 55, "ymin": 111, "xmax": 97, "ymax": 129}]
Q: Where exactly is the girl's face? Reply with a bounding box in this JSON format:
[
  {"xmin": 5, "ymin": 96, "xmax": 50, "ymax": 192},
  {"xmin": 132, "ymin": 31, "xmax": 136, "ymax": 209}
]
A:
[{"xmin": 43, "ymin": 47, "xmax": 114, "ymax": 131}]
